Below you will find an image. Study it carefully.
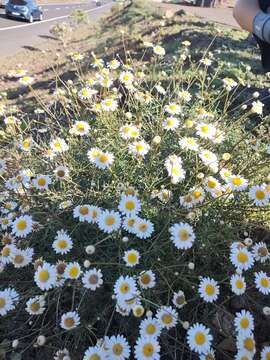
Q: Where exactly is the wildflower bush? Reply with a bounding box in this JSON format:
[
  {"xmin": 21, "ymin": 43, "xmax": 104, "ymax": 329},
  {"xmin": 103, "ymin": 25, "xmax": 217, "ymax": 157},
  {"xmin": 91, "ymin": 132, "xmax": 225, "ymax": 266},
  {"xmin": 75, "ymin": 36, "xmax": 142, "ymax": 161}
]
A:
[{"xmin": 0, "ymin": 5, "xmax": 270, "ymax": 360}]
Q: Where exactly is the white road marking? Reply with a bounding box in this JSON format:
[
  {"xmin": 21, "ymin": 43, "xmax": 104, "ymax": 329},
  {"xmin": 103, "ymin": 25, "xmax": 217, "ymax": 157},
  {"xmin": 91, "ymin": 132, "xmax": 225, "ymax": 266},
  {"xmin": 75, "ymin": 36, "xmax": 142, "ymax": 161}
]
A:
[
  {"xmin": 56, "ymin": 7, "xmax": 60, "ymax": 9},
  {"xmin": 0, "ymin": 1, "xmax": 112, "ymax": 31}
]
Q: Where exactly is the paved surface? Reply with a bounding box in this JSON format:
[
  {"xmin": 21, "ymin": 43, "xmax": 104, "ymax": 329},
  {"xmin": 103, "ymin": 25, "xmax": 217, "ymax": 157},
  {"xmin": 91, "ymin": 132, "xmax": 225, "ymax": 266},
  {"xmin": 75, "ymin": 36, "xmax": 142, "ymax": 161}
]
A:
[
  {"xmin": 158, "ymin": 2, "xmax": 239, "ymax": 29},
  {"xmin": 0, "ymin": 0, "xmax": 113, "ymax": 56}
]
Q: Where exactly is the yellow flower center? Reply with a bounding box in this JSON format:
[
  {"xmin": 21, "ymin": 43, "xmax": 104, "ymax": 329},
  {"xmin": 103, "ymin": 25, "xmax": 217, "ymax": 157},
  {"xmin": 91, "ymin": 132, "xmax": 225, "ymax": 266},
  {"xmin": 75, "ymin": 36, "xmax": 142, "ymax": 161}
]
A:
[
  {"xmin": 140, "ymin": 274, "xmax": 151, "ymax": 285},
  {"xmin": 125, "ymin": 201, "xmax": 135, "ymax": 211},
  {"xmin": 235, "ymin": 279, "xmax": 244, "ymax": 289},
  {"xmin": 127, "ymin": 253, "xmax": 138, "ymax": 264},
  {"xmin": 193, "ymin": 191, "xmax": 201, "ymax": 199},
  {"xmin": 64, "ymin": 317, "xmax": 75, "ymax": 328},
  {"xmin": 201, "ymin": 125, "xmax": 209, "ymax": 133},
  {"xmin": 120, "ymin": 282, "xmax": 130, "ymax": 294},
  {"xmin": 237, "ymin": 252, "xmax": 248, "ymax": 263},
  {"xmin": 146, "ymin": 324, "xmax": 156, "ymax": 335},
  {"xmin": 82, "ymin": 89, "xmax": 89, "ymax": 97},
  {"xmin": 127, "ymin": 218, "xmax": 135, "ymax": 227},
  {"xmin": 99, "ymin": 154, "xmax": 109, "ymax": 163},
  {"xmin": 76, "ymin": 123, "xmax": 85, "ymax": 132},
  {"xmin": 184, "ymin": 195, "xmax": 193, "ymax": 203},
  {"xmin": 16, "ymin": 219, "xmax": 27, "ymax": 231},
  {"xmin": 195, "ymin": 332, "xmax": 206, "ymax": 345},
  {"xmin": 2, "ymin": 247, "xmax": 10, "ymax": 257},
  {"xmin": 208, "ymin": 180, "xmax": 217, "ymax": 189},
  {"xmin": 265, "ymin": 352, "xmax": 270, "ymax": 360},
  {"xmin": 37, "ymin": 178, "xmax": 46, "ymax": 187},
  {"xmin": 179, "ymin": 229, "xmax": 189, "ymax": 241},
  {"xmin": 58, "ymin": 240, "xmax": 67, "ymax": 249},
  {"xmin": 255, "ymin": 190, "xmax": 265, "ymax": 200},
  {"xmin": 142, "ymin": 343, "xmax": 154, "ymax": 357},
  {"xmin": 139, "ymin": 223, "xmax": 148, "ymax": 232},
  {"xmin": 23, "ymin": 140, "xmax": 30, "ymax": 148},
  {"xmin": 232, "ymin": 177, "xmax": 242, "ymax": 186},
  {"xmin": 261, "ymin": 278, "xmax": 269, "ymax": 288},
  {"xmin": 69, "ymin": 267, "xmax": 79, "ymax": 278},
  {"xmin": 38, "ymin": 270, "xmax": 50, "ymax": 283},
  {"xmin": 244, "ymin": 338, "xmax": 255, "ymax": 352},
  {"xmin": 205, "ymin": 284, "xmax": 215, "ymax": 296},
  {"xmin": 112, "ymin": 344, "xmax": 123, "ymax": 355},
  {"xmin": 240, "ymin": 318, "xmax": 249, "ymax": 329},
  {"xmin": 162, "ymin": 314, "xmax": 173, "ymax": 325},
  {"xmin": 13, "ymin": 254, "xmax": 24, "ymax": 264},
  {"xmin": 30, "ymin": 302, "xmax": 41, "ymax": 313},
  {"xmin": 123, "ymin": 74, "xmax": 130, "ymax": 82},
  {"xmin": 79, "ymin": 206, "xmax": 89, "ymax": 216},
  {"xmin": 258, "ymin": 247, "xmax": 268, "ymax": 257},
  {"xmin": 172, "ymin": 167, "xmax": 181, "ymax": 176},
  {"xmin": 136, "ymin": 144, "xmax": 144, "ymax": 152},
  {"xmin": 57, "ymin": 170, "xmax": 65, "ymax": 178},
  {"xmin": 105, "ymin": 216, "xmax": 116, "ymax": 226},
  {"xmin": 0, "ymin": 297, "xmax": 6, "ymax": 309},
  {"xmin": 89, "ymin": 355, "xmax": 101, "ymax": 360}
]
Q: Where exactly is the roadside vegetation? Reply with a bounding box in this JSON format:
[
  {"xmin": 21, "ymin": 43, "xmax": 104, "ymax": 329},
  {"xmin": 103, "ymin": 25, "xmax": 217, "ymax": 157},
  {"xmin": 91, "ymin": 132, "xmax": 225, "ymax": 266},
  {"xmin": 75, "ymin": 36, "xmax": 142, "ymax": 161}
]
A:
[{"xmin": 0, "ymin": 1, "xmax": 269, "ymax": 359}]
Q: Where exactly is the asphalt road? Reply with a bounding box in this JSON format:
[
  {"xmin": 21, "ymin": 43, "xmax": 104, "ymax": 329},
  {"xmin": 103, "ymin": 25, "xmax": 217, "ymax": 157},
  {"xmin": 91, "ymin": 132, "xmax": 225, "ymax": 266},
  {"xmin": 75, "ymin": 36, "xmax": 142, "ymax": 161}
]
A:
[{"xmin": 0, "ymin": 0, "xmax": 113, "ymax": 56}]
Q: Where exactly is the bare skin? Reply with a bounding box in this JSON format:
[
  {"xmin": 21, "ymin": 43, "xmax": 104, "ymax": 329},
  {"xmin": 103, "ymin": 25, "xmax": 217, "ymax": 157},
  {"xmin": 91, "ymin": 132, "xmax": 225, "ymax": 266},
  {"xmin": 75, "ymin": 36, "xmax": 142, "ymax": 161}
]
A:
[{"xmin": 233, "ymin": 0, "xmax": 260, "ymax": 32}]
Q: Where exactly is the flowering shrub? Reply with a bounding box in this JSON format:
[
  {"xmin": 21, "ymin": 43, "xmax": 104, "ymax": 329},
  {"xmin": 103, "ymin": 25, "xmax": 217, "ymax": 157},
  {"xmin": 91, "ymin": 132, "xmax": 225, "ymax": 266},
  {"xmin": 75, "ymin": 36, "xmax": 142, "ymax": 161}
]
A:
[{"xmin": 0, "ymin": 28, "xmax": 270, "ymax": 360}]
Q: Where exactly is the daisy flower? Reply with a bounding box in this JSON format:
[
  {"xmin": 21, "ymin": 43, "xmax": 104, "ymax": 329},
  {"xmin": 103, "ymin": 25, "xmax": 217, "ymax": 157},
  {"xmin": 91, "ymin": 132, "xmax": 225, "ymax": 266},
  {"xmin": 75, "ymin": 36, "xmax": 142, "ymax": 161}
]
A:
[
  {"xmin": 228, "ymin": 175, "xmax": 248, "ymax": 191},
  {"xmin": 32, "ymin": 175, "xmax": 51, "ymax": 191},
  {"xmin": 169, "ymin": 222, "xmax": 196, "ymax": 250},
  {"xmin": 11, "ymin": 215, "xmax": 33, "ymax": 238},
  {"xmin": 129, "ymin": 140, "xmax": 150, "ymax": 158},
  {"xmin": 204, "ymin": 176, "xmax": 221, "ymax": 194},
  {"xmin": 122, "ymin": 215, "xmax": 138, "ymax": 233},
  {"xmin": 252, "ymin": 242, "xmax": 269, "ymax": 263},
  {"xmin": 254, "ymin": 271, "xmax": 270, "ymax": 295},
  {"xmin": 60, "ymin": 311, "xmax": 80, "ymax": 330},
  {"xmin": 196, "ymin": 123, "xmax": 216, "ymax": 140},
  {"xmin": 10, "ymin": 247, "xmax": 33, "ymax": 268},
  {"xmin": 70, "ymin": 121, "xmax": 90, "ymax": 136},
  {"xmin": 0, "ymin": 288, "xmax": 18, "ymax": 316},
  {"xmin": 73, "ymin": 204, "xmax": 93, "ymax": 222},
  {"xmin": 52, "ymin": 229, "xmax": 73, "ymax": 255},
  {"xmin": 178, "ymin": 90, "xmax": 192, "ymax": 102},
  {"xmin": 119, "ymin": 71, "xmax": 134, "ymax": 86},
  {"xmin": 156, "ymin": 306, "xmax": 178, "ymax": 329},
  {"xmin": 230, "ymin": 274, "xmax": 246, "ymax": 295},
  {"xmin": 230, "ymin": 247, "xmax": 254, "ymax": 271},
  {"xmin": 107, "ymin": 335, "xmax": 130, "ymax": 360},
  {"xmin": 248, "ymin": 185, "xmax": 269, "ymax": 206},
  {"xmin": 164, "ymin": 103, "xmax": 181, "ymax": 115},
  {"xmin": 199, "ymin": 150, "xmax": 218, "ymax": 166},
  {"xmin": 138, "ymin": 270, "xmax": 156, "ymax": 289},
  {"xmin": 198, "ymin": 277, "xmax": 220, "ymax": 303},
  {"xmin": 101, "ymin": 98, "xmax": 118, "ymax": 112},
  {"xmin": 25, "ymin": 295, "xmax": 46, "ymax": 315},
  {"xmin": 165, "ymin": 155, "xmax": 185, "ymax": 184},
  {"xmin": 120, "ymin": 124, "xmax": 140, "ymax": 140},
  {"xmin": 0, "ymin": 244, "xmax": 15, "ymax": 265},
  {"xmin": 97, "ymin": 210, "xmax": 121, "ymax": 233},
  {"xmin": 83, "ymin": 346, "xmax": 106, "ymax": 360},
  {"xmin": 220, "ymin": 168, "xmax": 233, "ymax": 182},
  {"xmin": 251, "ymin": 100, "xmax": 264, "ymax": 114},
  {"xmin": 191, "ymin": 187, "xmax": 205, "ymax": 204},
  {"xmin": 54, "ymin": 165, "xmax": 69, "ymax": 180},
  {"xmin": 261, "ymin": 346, "xmax": 270, "ymax": 360},
  {"xmin": 153, "ymin": 45, "xmax": 165, "ymax": 56},
  {"xmin": 64, "ymin": 262, "xmax": 82, "ymax": 280},
  {"xmin": 118, "ymin": 195, "xmax": 141, "ymax": 216},
  {"xmin": 134, "ymin": 218, "xmax": 154, "ymax": 239},
  {"xmin": 179, "ymin": 137, "xmax": 199, "ymax": 152},
  {"xmin": 199, "ymin": 349, "xmax": 215, "ymax": 360},
  {"xmin": 134, "ymin": 336, "xmax": 160, "ymax": 360},
  {"xmin": 50, "ymin": 137, "xmax": 69, "ymax": 153},
  {"xmin": 78, "ymin": 87, "xmax": 97, "ymax": 100},
  {"xmin": 234, "ymin": 310, "xmax": 254, "ymax": 335},
  {"xmin": 140, "ymin": 317, "xmax": 162, "ymax": 339},
  {"xmin": 82, "ymin": 268, "xmax": 103, "ymax": 290},
  {"xmin": 34, "ymin": 263, "xmax": 57, "ymax": 290},
  {"xmin": 235, "ymin": 350, "xmax": 253, "ymax": 360},
  {"xmin": 19, "ymin": 76, "xmax": 34, "ymax": 86},
  {"xmin": 162, "ymin": 117, "xmax": 179, "ymax": 131},
  {"xmin": 179, "ymin": 193, "xmax": 194, "ymax": 209},
  {"xmin": 108, "ymin": 59, "xmax": 120, "ymax": 70},
  {"xmin": 187, "ymin": 323, "xmax": 213, "ymax": 355},
  {"xmin": 20, "ymin": 137, "xmax": 33, "ymax": 152},
  {"xmin": 236, "ymin": 333, "xmax": 256, "ymax": 354},
  {"xmin": 172, "ymin": 290, "xmax": 186, "ymax": 309},
  {"xmin": 94, "ymin": 151, "xmax": 114, "ymax": 170},
  {"xmin": 114, "ymin": 275, "xmax": 138, "ymax": 302},
  {"xmin": 123, "ymin": 249, "xmax": 140, "ymax": 267}
]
